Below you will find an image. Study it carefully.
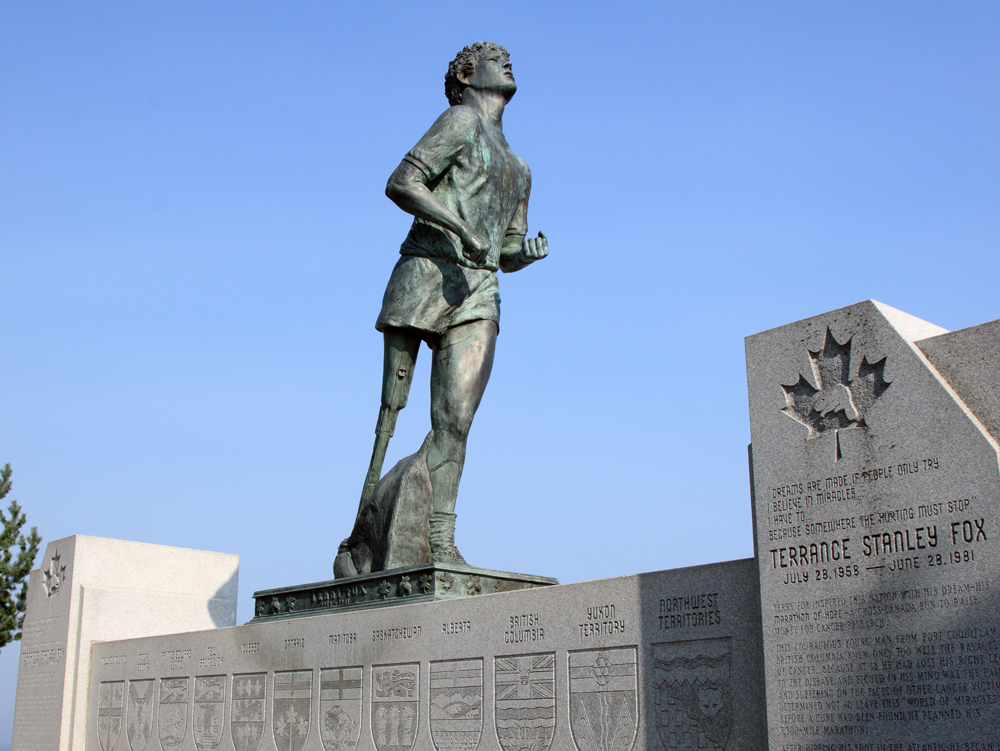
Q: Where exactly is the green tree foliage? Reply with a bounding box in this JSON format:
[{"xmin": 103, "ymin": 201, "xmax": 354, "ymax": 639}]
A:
[{"xmin": 1, "ymin": 463, "xmax": 42, "ymax": 650}]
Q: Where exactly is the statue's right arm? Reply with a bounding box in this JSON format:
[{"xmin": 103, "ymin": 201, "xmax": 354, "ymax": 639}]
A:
[
  {"xmin": 384, "ymin": 107, "xmax": 490, "ymax": 263},
  {"xmin": 385, "ymin": 162, "xmax": 486, "ymax": 257}
]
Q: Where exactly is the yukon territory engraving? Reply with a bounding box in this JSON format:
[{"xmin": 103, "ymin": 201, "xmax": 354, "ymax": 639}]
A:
[
  {"xmin": 568, "ymin": 647, "xmax": 637, "ymax": 751},
  {"xmin": 579, "ymin": 604, "xmax": 626, "ymax": 639}
]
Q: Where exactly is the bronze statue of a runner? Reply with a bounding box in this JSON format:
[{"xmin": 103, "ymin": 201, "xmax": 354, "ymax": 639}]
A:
[{"xmin": 335, "ymin": 42, "xmax": 548, "ymax": 576}]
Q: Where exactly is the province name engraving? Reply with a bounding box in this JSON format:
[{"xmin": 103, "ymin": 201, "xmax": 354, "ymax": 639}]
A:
[
  {"xmin": 579, "ymin": 603, "xmax": 625, "ymax": 639},
  {"xmin": 505, "ymin": 613, "xmax": 544, "ymax": 643},
  {"xmin": 658, "ymin": 592, "xmax": 722, "ymax": 630}
]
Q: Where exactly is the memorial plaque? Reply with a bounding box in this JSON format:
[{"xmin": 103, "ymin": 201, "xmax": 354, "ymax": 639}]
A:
[
  {"xmin": 747, "ymin": 300, "xmax": 1000, "ymax": 748},
  {"xmin": 84, "ymin": 560, "xmax": 766, "ymax": 750}
]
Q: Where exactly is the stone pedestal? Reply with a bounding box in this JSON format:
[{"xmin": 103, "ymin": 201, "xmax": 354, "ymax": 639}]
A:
[
  {"xmin": 12, "ymin": 535, "xmax": 239, "ymax": 751},
  {"xmin": 253, "ymin": 564, "xmax": 558, "ymax": 621}
]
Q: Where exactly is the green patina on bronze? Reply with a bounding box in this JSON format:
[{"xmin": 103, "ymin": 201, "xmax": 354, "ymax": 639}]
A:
[
  {"xmin": 253, "ymin": 564, "xmax": 557, "ymax": 621},
  {"xmin": 335, "ymin": 43, "xmax": 549, "ymax": 579}
]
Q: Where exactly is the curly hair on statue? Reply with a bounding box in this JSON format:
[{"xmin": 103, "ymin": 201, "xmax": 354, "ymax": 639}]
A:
[{"xmin": 444, "ymin": 42, "xmax": 510, "ymax": 106}]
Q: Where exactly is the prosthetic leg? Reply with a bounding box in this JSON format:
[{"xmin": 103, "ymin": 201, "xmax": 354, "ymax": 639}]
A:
[{"xmin": 357, "ymin": 330, "xmax": 420, "ymax": 512}]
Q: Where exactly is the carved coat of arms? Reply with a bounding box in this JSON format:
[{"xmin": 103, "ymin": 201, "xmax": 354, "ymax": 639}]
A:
[
  {"xmin": 127, "ymin": 679, "xmax": 156, "ymax": 751},
  {"xmin": 158, "ymin": 677, "xmax": 190, "ymax": 750},
  {"xmin": 372, "ymin": 663, "xmax": 419, "ymax": 751},
  {"xmin": 98, "ymin": 680, "xmax": 124, "ymax": 751},
  {"xmin": 653, "ymin": 639, "xmax": 732, "ymax": 751},
  {"xmin": 569, "ymin": 648, "xmax": 637, "ymax": 751},
  {"xmin": 231, "ymin": 673, "xmax": 267, "ymax": 751},
  {"xmin": 194, "ymin": 675, "xmax": 227, "ymax": 750},
  {"xmin": 273, "ymin": 670, "xmax": 313, "ymax": 751},
  {"xmin": 320, "ymin": 667, "xmax": 363, "ymax": 751},
  {"xmin": 430, "ymin": 658, "xmax": 483, "ymax": 751},
  {"xmin": 494, "ymin": 653, "xmax": 556, "ymax": 751}
]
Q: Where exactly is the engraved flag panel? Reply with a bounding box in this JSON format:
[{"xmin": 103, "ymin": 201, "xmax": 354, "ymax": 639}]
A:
[
  {"xmin": 127, "ymin": 679, "xmax": 156, "ymax": 751},
  {"xmin": 568, "ymin": 648, "xmax": 637, "ymax": 751},
  {"xmin": 320, "ymin": 666, "xmax": 363, "ymax": 751},
  {"xmin": 158, "ymin": 677, "xmax": 190, "ymax": 750},
  {"xmin": 231, "ymin": 672, "xmax": 267, "ymax": 751},
  {"xmin": 494, "ymin": 653, "xmax": 556, "ymax": 751},
  {"xmin": 98, "ymin": 680, "xmax": 124, "ymax": 751},
  {"xmin": 273, "ymin": 670, "xmax": 313, "ymax": 751},
  {"xmin": 430, "ymin": 658, "xmax": 483, "ymax": 751},
  {"xmin": 652, "ymin": 638, "xmax": 732, "ymax": 751},
  {"xmin": 371, "ymin": 662, "xmax": 419, "ymax": 751},
  {"xmin": 194, "ymin": 675, "xmax": 226, "ymax": 751}
]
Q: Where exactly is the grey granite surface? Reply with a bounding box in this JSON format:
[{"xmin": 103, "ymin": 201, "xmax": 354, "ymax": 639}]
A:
[
  {"xmin": 746, "ymin": 300, "xmax": 1000, "ymax": 748},
  {"xmin": 85, "ymin": 560, "xmax": 766, "ymax": 751}
]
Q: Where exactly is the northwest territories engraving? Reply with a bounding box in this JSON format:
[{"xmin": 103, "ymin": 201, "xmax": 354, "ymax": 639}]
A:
[
  {"xmin": 494, "ymin": 653, "xmax": 556, "ymax": 751},
  {"xmin": 126, "ymin": 679, "xmax": 155, "ymax": 751},
  {"xmin": 430, "ymin": 658, "xmax": 484, "ymax": 751},
  {"xmin": 372, "ymin": 663, "xmax": 419, "ymax": 751},
  {"xmin": 231, "ymin": 673, "xmax": 267, "ymax": 751},
  {"xmin": 273, "ymin": 670, "xmax": 312, "ymax": 751},
  {"xmin": 568, "ymin": 648, "xmax": 638, "ymax": 751},
  {"xmin": 319, "ymin": 667, "xmax": 363, "ymax": 751},
  {"xmin": 652, "ymin": 638, "xmax": 732, "ymax": 751}
]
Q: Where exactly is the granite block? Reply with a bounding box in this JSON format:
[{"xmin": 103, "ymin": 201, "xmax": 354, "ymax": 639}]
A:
[
  {"xmin": 85, "ymin": 559, "xmax": 767, "ymax": 751},
  {"xmin": 746, "ymin": 300, "xmax": 1000, "ymax": 748},
  {"xmin": 13, "ymin": 535, "xmax": 239, "ymax": 751}
]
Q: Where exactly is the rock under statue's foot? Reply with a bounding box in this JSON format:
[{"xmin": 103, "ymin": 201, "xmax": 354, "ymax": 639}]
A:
[{"xmin": 429, "ymin": 511, "xmax": 467, "ymax": 565}]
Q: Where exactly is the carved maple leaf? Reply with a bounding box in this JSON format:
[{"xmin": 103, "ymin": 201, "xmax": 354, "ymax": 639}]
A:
[{"xmin": 780, "ymin": 329, "xmax": 890, "ymax": 439}]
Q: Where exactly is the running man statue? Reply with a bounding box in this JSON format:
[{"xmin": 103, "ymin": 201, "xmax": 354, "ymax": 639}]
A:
[{"xmin": 335, "ymin": 42, "xmax": 548, "ymax": 576}]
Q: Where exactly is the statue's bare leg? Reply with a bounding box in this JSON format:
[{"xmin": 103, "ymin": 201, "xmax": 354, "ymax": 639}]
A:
[
  {"xmin": 426, "ymin": 319, "xmax": 497, "ymax": 562},
  {"xmin": 358, "ymin": 329, "xmax": 421, "ymax": 512}
]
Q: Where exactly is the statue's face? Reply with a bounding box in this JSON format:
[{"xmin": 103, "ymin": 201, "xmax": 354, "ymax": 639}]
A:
[{"xmin": 464, "ymin": 49, "xmax": 516, "ymax": 101}]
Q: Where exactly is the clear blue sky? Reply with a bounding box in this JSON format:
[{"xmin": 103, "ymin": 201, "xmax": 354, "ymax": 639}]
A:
[{"xmin": 2, "ymin": 2, "xmax": 997, "ymax": 744}]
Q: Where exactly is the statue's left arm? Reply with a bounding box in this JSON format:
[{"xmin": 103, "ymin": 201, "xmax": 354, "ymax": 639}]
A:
[{"xmin": 499, "ymin": 171, "xmax": 548, "ymax": 273}]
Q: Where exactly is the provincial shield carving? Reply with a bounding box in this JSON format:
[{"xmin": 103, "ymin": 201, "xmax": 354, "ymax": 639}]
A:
[
  {"xmin": 430, "ymin": 658, "xmax": 483, "ymax": 751},
  {"xmin": 127, "ymin": 679, "xmax": 156, "ymax": 751},
  {"xmin": 98, "ymin": 680, "xmax": 124, "ymax": 751},
  {"xmin": 273, "ymin": 670, "xmax": 313, "ymax": 751},
  {"xmin": 194, "ymin": 675, "xmax": 227, "ymax": 750},
  {"xmin": 372, "ymin": 662, "xmax": 419, "ymax": 751},
  {"xmin": 568, "ymin": 648, "xmax": 637, "ymax": 751},
  {"xmin": 231, "ymin": 673, "xmax": 267, "ymax": 751},
  {"xmin": 158, "ymin": 677, "xmax": 191, "ymax": 750},
  {"xmin": 652, "ymin": 638, "xmax": 732, "ymax": 751},
  {"xmin": 320, "ymin": 667, "xmax": 363, "ymax": 751},
  {"xmin": 494, "ymin": 653, "xmax": 556, "ymax": 751}
]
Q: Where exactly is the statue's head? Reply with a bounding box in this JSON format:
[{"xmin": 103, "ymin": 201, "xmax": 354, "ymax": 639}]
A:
[{"xmin": 445, "ymin": 42, "xmax": 514, "ymax": 106}]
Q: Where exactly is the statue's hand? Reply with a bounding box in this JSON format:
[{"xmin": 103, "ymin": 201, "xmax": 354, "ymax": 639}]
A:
[
  {"xmin": 461, "ymin": 228, "xmax": 490, "ymax": 265},
  {"xmin": 520, "ymin": 232, "xmax": 549, "ymax": 264}
]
